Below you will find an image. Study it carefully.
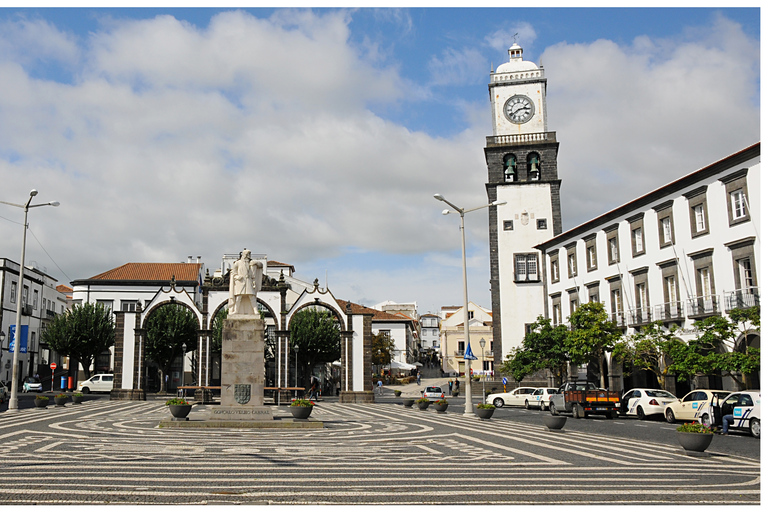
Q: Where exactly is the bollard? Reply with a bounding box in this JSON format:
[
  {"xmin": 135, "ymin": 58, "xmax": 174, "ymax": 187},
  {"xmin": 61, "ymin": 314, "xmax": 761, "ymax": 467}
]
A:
[
  {"xmin": 68, "ymin": 376, "xmax": 74, "ymax": 391},
  {"xmin": 60, "ymin": 376, "xmax": 67, "ymax": 390}
]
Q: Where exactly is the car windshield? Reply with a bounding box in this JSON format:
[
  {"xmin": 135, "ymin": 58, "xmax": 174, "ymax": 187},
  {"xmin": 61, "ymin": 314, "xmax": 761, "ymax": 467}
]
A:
[
  {"xmin": 712, "ymin": 392, "xmax": 731, "ymax": 400},
  {"xmin": 28, "ymin": 377, "xmax": 40, "ymax": 383},
  {"xmin": 647, "ymin": 390, "xmax": 676, "ymax": 398},
  {"xmin": 426, "ymin": 387, "xmax": 441, "ymax": 393}
]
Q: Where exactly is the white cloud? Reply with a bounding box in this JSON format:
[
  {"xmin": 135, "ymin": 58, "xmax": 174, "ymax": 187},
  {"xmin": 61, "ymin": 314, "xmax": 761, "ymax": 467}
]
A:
[{"xmin": 427, "ymin": 46, "xmax": 488, "ymax": 86}]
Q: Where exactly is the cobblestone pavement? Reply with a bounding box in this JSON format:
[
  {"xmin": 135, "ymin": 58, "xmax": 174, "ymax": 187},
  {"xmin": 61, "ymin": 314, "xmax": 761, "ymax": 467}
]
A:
[{"xmin": 0, "ymin": 400, "xmax": 760, "ymax": 505}]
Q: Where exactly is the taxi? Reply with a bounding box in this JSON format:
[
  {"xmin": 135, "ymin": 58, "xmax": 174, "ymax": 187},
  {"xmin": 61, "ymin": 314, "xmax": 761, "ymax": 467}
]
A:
[
  {"xmin": 664, "ymin": 389, "xmax": 730, "ymax": 425},
  {"xmin": 531, "ymin": 387, "xmax": 560, "ymax": 411},
  {"xmin": 715, "ymin": 390, "xmax": 760, "ymax": 438},
  {"xmin": 486, "ymin": 387, "xmax": 536, "ymax": 408},
  {"xmin": 620, "ymin": 388, "xmax": 679, "ymax": 420}
]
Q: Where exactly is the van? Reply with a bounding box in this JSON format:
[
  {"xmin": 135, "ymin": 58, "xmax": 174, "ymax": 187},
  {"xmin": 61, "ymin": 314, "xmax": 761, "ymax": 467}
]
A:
[{"xmin": 77, "ymin": 374, "xmax": 114, "ymax": 394}]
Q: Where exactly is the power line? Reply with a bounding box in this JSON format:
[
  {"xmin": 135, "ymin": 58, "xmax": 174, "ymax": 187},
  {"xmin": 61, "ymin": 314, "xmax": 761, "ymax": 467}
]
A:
[{"xmin": 27, "ymin": 228, "xmax": 72, "ymax": 283}]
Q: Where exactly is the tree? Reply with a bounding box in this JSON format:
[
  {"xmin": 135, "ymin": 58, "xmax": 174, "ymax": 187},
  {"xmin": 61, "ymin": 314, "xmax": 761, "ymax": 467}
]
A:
[
  {"xmin": 144, "ymin": 304, "xmax": 199, "ymax": 393},
  {"xmin": 566, "ymin": 302, "xmax": 622, "ymax": 388},
  {"xmin": 612, "ymin": 321, "xmax": 684, "ymax": 388},
  {"xmin": 40, "ymin": 302, "xmax": 115, "ymax": 380},
  {"xmin": 289, "ymin": 307, "xmax": 341, "ymax": 388},
  {"xmin": 499, "ymin": 316, "xmax": 569, "ymax": 384},
  {"xmin": 211, "ymin": 308, "xmax": 228, "ymax": 354},
  {"xmin": 371, "ymin": 332, "xmax": 395, "ymax": 369}
]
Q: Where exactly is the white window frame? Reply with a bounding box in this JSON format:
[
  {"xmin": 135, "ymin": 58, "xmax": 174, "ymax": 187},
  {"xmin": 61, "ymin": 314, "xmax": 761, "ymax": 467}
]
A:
[
  {"xmin": 694, "ymin": 204, "xmax": 706, "ymax": 232},
  {"xmin": 731, "ymin": 189, "xmax": 747, "ymax": 220},
  {"xmin": 661, "ymin": 217, "xmax": 672, "ymax": 244}
]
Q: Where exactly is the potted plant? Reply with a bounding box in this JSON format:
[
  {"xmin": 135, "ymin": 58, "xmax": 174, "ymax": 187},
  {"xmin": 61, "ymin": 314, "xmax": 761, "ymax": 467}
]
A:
[
  {"xmin": 166, "ymin": 397, "xmax": 192, "ymax": 420},
  {"xmin": 71, "ymin": 392, "xmax": 84, "ymax": 404},
  {"xmin": 290, "ymin": 398, "xmax": 315, "ymax": 419},
  {"xmin": 53, "ymin": 393, "xmax": 69, "ymax": 407},
  {"xmin": 476, "ymin": 403, "xmax": 495, "ymax": 420},
  {"xmin": 416, "ymin": 397, "xmax": 431, "ymax": 410},
  {"xmin": 434, "ymin": 398, "xmax": 449, "ymax": 413},
  {"xmin": 34, "ymin": 395, "xmax": 49, "ymax": 408},
  {"xmin": 394, "ymin": 390, "xmax": 402, "ymax": 397},
  {"xmin": 676, "ymin": 422, "xmax": 715, "ymax": 453},
  {"xmin": 543, "ymin": 414, "xmax": 567, "ymax": 431},
  {"xmin": 402, "ymin": 398, "xmax": 415, "ymax": 408}
]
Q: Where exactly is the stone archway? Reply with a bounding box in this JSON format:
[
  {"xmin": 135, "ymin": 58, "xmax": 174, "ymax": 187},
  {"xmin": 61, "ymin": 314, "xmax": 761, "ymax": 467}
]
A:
[{"xmin": 287, "ymin": 302, "xmax": 344, "ymax": 395}]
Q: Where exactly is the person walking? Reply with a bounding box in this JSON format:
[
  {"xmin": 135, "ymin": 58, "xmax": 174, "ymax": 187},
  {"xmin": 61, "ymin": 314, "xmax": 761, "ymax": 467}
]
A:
[
  {"xmin": 454, "ymin": 378, "xmax": 460, "ymax": 394},
  {"xmin": 416, "ymin": 371, "xmax": 421, "ymax": 386},
  {"xmin": 377, "ymin": 379, "xmax": 383, "ymax": 395},
  {"xmin": 448, "ymin": 380, "xmax": 453, "ymax": 394}
]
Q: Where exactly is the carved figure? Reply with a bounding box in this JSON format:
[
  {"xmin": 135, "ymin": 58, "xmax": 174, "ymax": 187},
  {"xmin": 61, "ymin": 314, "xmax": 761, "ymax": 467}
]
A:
[{"xmin": 228, "ymin": 249, "xmax": 263, "ymax": 316}]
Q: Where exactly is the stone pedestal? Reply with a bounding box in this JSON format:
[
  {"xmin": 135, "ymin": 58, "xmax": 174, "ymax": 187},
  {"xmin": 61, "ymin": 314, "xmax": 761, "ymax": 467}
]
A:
[{"xmin": 209, "ymin": 316, "xmax": 272, "ymax": 421}]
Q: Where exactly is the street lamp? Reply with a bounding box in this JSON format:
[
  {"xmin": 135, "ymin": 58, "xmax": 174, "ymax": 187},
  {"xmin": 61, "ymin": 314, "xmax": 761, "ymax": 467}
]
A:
[
  {"xmin": 181, "ymin": 343, "xmax": 186, "ymax": 389},
  {"xmin": 479, "ymin": 338, "xmax": 486, "ymax": 400},
  {"xmin": 434, "ymin": 193, "xmax": 506, "ymax": 416},
  {"xmin": 1, "ymin": 189, "xmax": 59, "ymax": 412}
]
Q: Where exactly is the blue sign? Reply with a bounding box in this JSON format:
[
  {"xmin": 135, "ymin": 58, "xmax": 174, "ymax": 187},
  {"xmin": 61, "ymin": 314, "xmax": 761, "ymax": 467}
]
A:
[
  {"xmin": 502, "ymin": 377, "xmax": 508, "ymax": 385},
  {"xmin": 464, "ymin": 342, "xmax": 477, "ymax": 361},
  {"xmin": 9, "ymin": 325, "xmax": 29, "ymax": 354}
]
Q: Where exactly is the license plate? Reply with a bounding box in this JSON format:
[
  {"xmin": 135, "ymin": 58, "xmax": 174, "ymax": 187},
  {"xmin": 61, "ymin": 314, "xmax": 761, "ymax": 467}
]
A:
[{"xmin": 595, "ymin": 407, "xmax": 606, "ymax": 411}]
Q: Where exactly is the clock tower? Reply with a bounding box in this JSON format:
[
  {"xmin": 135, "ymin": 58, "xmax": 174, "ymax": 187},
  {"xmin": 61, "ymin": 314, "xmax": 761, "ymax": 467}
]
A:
[{"xmin": 485, "ymin": 43, "xmax": 562, "ymax": 369}]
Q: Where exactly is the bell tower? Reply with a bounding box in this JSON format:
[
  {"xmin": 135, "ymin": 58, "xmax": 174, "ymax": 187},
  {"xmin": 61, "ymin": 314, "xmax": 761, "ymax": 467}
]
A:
[{"xmin": 485, "ymin": 43, "xmax": 562, "ymax": 368}]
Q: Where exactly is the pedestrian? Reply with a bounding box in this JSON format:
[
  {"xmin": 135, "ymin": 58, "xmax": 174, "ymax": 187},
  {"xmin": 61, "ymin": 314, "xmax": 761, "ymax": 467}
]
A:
[
  {"xmin": 377, "ymin": 379, "xmax": 383, "ymax": 395},
  {"xmin": 416, "ymin": 371, "xmax": 421, "ymax": 386},
  {"xmin": 454, "ymin": 378, "xmax": 460, "ymax": 393},
  {"xmin": 309, "ymin": 379, "xmax": 318, "ymax": 400},
  {"xmin": 448, "ymin": 380, "xmax": 453, "ymax": 394}
]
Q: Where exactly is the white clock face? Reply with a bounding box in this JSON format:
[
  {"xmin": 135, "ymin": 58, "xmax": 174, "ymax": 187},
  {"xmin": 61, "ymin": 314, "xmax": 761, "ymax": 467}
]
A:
[{"xmin": 503, "ymin": 95, "xmax": 534, "ymax": 124}]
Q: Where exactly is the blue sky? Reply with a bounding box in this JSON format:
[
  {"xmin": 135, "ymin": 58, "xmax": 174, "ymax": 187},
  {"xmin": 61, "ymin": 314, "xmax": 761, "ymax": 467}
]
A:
[{"xmin": 0, "ymin": 6, "xmax": 760, "ymax": 315}]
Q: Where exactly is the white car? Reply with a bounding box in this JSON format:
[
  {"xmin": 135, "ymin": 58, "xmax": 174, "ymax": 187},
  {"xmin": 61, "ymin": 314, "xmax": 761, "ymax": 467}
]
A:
[
  {"xmin": 22, "ymin": 377, "xmax": 43, "ymax": 393},
  {"xmin": 531, "ymin": 387, "xmax": 560, "ymax": 411},
  {"xmin": 707, "ymin": 390, "xmax": 760, "ymax": 438},
  {"xmin": 77, "ymin": 374, "xmax": 114, "ymax": 394},
  {"xmin": 0, "ymin": 381, "xmax": 8, "ymax": 402},
  {"xmin": 486, "ymin": 387, "xmax": 537, "ymax": 408},
  {"xmin": 422, "ymin": 386, "xmax": 445, "ymax": 401},
  {"xmin": 664, "ymin": 389, "xmax": 730, "ymax": 425},
  {"xmin": 621, "ymin": 388, "xmax": 679, "ymax": 420}
]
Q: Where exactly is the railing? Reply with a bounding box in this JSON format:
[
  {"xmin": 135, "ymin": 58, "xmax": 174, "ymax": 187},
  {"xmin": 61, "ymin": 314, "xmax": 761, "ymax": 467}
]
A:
[
  {"xmin": 724, "ymin": 288, "xmax": 760, "ymax": 311},
  {"xmin": 611, "ymin": 312, "xmax": 627, "ymax": 327},
  {"xmin": 654, "ymin": 301, "xmax": 684, "ymax": 322},
  {"xmin": 486, "ymin": 132, "xmax": 557, "ymax": 146},
  {"xmin": 687, "ymin": 295, "xmax": 720, "ymax": 318},
  {"xmin": 628, "ymin": 307, "xmax": 653, "ymax": 327},
  {"xmin": 46, "ymin": 309, "xmax": 56, "ymax": 318}
]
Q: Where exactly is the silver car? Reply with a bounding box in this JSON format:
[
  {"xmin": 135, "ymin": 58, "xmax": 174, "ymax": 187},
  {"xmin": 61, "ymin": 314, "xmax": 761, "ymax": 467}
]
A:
[{"xmin": 422, "ymin": 386, "xmax": 445, "ymax": 401}]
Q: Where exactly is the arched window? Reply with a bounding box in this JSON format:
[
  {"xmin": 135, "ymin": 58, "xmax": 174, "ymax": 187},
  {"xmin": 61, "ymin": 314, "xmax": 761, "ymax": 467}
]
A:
[
  {"xmin": 503, "ymin": 155, "xmax": 517, "ymax": 182},
  {"xmin": 527, "ymin": 152, "xmax": 541, "ymax": 181}
]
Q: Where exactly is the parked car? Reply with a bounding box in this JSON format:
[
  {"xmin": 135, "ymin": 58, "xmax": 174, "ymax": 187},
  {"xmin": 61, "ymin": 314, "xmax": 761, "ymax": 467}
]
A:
[
  {"xmin": 664, "ymin": 389, "xmax": 730, "ymax": 425},
  {"xmin": 422, "ymin": 386, "xmax": 445, "ymax": 401},
  {"xmin": 620, "ymin": 388, "xmax": 679, "ymax": 420},
  {"xmin": 549, "ymin": 381, "xmax": 621, "ymax": 418},
  {"xmin": 486, "ymin": 387, "xmax": 537, "ymax": 408},
  {"xmin": 0, "ymin": 381, "xmax": 8, "ymax": 402},
  {"xmin": 701, "ymin": 390, "xmax": 760, "ymax": 438},
  {"xmin": 22, "ymin": 377, "xmax": 43, "ymax": 393},
  {"xmin": 531, "ymin": 387, "xmax": 560, "ymax": 411},
  {"xmin": 77, "ymin": 374, "xmax": 114, "ymax": 394}
]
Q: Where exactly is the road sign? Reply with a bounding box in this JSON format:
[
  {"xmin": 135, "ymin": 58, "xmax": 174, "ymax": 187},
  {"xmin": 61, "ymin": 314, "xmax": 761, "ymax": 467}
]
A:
[
  {"xmin": 50, "ymin": 363, "xmax": 58, "ymax": 370},
  {"xmin": 502, "ymin": 377, "xmax": 507, "ymax": 385}
]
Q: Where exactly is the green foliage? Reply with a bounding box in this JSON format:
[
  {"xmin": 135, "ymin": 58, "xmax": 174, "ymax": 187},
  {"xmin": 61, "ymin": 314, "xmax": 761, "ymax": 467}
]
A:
[
  {"xmin": 416, "ymin": 397, "xmax": 430, "ymax": 403},
  {"xmin": 476, "ymin": 403, "xmax": 495, "ymax": 409},
  {"xmin": 40, "ymin": 302, "xmax": 115, "ymax": 379},
  {"xmin": 677, "ymin": 422, "xmax": 714, "ymax": 434},
  {"xmin": 499, "ymin": 316, "xmax": 569, "ymax": 384},
  {"xmin": 289, "ymin": 307, "xmax": 341, "ymax": 388},
  {"xmin": 371, "ymin": 332, "xmax": 395, "ymax": 367},
  {"xmin": 291, "ymin": 398, "xmax": 315, "ymax": 407},
  {"xmin": 211, "ymin": 308, "xmax": 228, "ymax": 353},
  {"xmin": 613, "ymin": 322, "xmax": 682, "ymax": 388},
  {"xmin": 566, "ymin": 302, "xmax": 622, "ymax": 386},
  {"xmin": 144, "ymin": 304, "xmax": 198, "ymax": 393},
  {"xmin": 165, "ymin": 398, "xmax": 189, "ymax": 406}
]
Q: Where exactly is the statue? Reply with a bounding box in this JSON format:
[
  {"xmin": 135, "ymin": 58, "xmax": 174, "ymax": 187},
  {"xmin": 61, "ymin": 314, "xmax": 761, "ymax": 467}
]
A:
[{"xmin": 228, "ymin": 249, "xmax": 263, "ymax": 316}]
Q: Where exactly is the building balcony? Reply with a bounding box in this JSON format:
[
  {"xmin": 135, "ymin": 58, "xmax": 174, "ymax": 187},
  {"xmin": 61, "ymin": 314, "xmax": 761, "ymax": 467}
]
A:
[
  {"xmin": 628, "ymin": 307, "xmax": 653, "ymax": 327},
  {"xmin": 486, "ymin": 131, "xmax": 557, "ymax": 147},
  {"xmin": 724, "ymin": 288, "xmax": 760, "ymax": 311},
  {"xmin": 611, "ymin": 312, "xmax": 627, "ymax": 327},
  {"xmin": 687, "ymin": 296, "xmax": 721, "ymax": 319},
  {"xmin": 654, "ymin": 301, "xmax": 685, "ymax": 323},
  {"xmin": 46, "ymin": 309, "xmax": 56, "ymax": 318}
]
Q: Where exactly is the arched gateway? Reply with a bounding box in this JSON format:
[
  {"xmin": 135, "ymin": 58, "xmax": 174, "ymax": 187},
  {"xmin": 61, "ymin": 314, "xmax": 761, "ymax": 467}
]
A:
[{"xmin": 108, "ymin": 271, "xmax": 374, "ymax": 403}]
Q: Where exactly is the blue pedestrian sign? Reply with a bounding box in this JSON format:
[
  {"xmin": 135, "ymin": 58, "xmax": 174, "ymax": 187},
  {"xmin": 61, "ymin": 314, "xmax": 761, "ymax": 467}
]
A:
[
  {"xmin": 9, "ymin": 325, "xmax": 29, "ymax": 354},
  {"xmin": 502, "ymin": 377, "xmax": 508, "ymax": 385},
  {"xmin": 464, "ymin": 342, "xmax": 477, "ymax": 361}
]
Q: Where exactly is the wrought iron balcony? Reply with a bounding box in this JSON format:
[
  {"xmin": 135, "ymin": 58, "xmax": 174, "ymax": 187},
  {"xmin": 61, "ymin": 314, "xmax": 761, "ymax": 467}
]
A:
[
  {"xmin": 724, "ymin": 287, "xmax": 760, "ymax": 311},
  {"xmin": 687, "ymin": 295, "xmax": 720, "ymax": 318},
  {"xmin": 611, "ymin": 312, "xmax": 627, "ymax": 327},
  {"xmin": 628, "ymin": 307, "xmax": 653, "ymax": 327},
  {"xmin": 654, "ymin": 301, "xmax": 685, "ymax": 323}
]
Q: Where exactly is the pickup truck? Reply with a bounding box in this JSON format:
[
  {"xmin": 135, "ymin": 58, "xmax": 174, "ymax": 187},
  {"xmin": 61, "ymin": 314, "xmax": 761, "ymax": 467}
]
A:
[{"xmin": 549, "ymin": 381, "xmax": 621, "ymax": 419}]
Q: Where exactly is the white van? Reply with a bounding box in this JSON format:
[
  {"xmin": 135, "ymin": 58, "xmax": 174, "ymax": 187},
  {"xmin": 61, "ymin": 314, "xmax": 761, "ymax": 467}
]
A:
[{"xmin": 77, "ymin": 374, "xmax": 114, "ymax": 394}]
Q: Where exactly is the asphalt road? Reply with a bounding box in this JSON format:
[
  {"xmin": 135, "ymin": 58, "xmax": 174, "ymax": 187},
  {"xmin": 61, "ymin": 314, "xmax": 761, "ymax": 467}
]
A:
[{"xmin": 0, "ymin": 392, "xmax": 760, "ymax": 505}]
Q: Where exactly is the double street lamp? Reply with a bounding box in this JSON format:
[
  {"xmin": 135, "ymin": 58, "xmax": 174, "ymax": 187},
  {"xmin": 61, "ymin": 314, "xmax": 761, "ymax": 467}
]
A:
[
  {"xmin": 0, "ymin": 189, "xmax": 60, "ymax": 412},
  {"xmin": 434, "ymin": 193, "xmax": 505, "ymax": 416}
]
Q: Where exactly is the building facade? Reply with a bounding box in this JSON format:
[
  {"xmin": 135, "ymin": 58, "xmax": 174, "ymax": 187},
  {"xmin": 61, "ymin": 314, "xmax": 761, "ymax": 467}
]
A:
[{"xmin": 440, "ymin": 301, "xmax": 494, "ymax": 377}]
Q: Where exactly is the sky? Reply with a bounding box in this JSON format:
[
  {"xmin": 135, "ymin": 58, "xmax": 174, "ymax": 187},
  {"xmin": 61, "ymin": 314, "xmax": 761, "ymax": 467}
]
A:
[{"xmin": 0, "ymin": 5, "xmax": 760, "ymax": 316}]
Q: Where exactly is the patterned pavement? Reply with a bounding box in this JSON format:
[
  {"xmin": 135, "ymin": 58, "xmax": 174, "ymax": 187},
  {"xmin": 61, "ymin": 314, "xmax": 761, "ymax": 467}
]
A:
[{"xmin": 0, "ymin": 400, "xmax": 760, "ymax": 505}]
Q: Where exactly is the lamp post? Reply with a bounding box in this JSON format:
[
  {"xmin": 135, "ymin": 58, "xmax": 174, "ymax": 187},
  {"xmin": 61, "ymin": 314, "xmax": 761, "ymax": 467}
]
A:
[
  {"xmin": 294, "ymin": 343, "xmax": 299, "ymax": 388},
  {"xmin": 479, "ymin": 337, "xmax": 486, "ymax": 400},
  {"xmin": 181, "ymin": 343, "xmax": 186, "ymax": 389},
  {"xmin": 1, "ymin": 189, "xmax": 59, "ymax": 412},
  {"xmin": 434, "ymin": 193, "xmax": 506, "ymax": 416}
]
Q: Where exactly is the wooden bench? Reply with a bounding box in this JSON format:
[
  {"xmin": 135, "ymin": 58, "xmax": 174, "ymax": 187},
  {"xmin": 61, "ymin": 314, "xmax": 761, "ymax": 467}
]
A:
[{"xmin": 177, "ymin": 386, "xmax": 221, "ymax": 402}]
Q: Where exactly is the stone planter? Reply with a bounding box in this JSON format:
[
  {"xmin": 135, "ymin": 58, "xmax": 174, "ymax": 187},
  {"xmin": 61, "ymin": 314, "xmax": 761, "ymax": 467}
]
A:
[
  {"xmin": 676, "ymin": 432, "xmax": 713, "ymax": 454},
  {"xmin": 434, "ymin": 402, "xmax": 449, "ymax": 413},
  {"xmin": 290, "ymin": 406, "xmax": 313, "ymax": 420},
  {"xmin": 402, "ymin": 399, "xmax": 414, "ymax": 408},
  {"xmin": 53, "ymin": 396, "xmax": 68, "ymax": 407},
  {"xmin": 72, "ymin": 395, "xmax": 84, "ymax": 404},
  {"xmin": 543, "ymin": 415, "xmax": 567, "ymax": 431},
  {"xmin": 394, "ymin": 391, "xmax": 402, "ymax": 397},
  {"xmin": 168, "ymin": 404, "xmax": 192, "ymax": 421},
  {"xmin": 417, "ymin": 400, "xmax": 430, "ymax": 410},
  {"xmin": 476, "ymin": 407, "xmax": 494, "ymax": 420},
  {"xmin": 452, "ymin": 391, "xmax": 459, "ymax": 397},
  {"xmin": 34, "ymin": 398, "xmax": 49, "ymax": 408}
]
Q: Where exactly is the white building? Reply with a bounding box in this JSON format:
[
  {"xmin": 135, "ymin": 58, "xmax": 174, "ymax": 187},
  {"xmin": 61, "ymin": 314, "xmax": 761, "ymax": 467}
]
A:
[
  {"xmin": 1, "ymin": 259, "xmax": 69, "ymax": 386},
  {"xmin": 537, "ymin": 144, "xmax": 760, "ymax": 392},
  {"xmin": 440, "ymin": 302, "xmax": 494, "ymax": 376},
  {"xmin": 419, "ymin": 313, "xmax": 441, "ymax": 353}
]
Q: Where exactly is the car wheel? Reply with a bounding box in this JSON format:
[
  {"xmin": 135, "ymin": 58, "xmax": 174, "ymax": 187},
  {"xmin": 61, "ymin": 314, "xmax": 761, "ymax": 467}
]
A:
[
  {"xmin": 699, "ymin": 413, "xmax": 711, "ymax": 427},
  {"xmin": 550, "ymin": 402, "xmax": 558, "ymax": 416},
  {"xmin": 540, "ymin": 401, "xmax": 547, "ymax": 411},
  {"xmin": 636, "ymin": 406, "xmax": 645, "ymax": 420},
  {"xmin": 82, "ymin": 387, "xmax": 90, "ymax": 394},
  {"xmin": 493, "ymin": 398, "xmax": 504, "ymax": 408},
  {"xmin": 524, "ymin": 400, "xmax": 531, "ymax": 410},
  {"xmin": 749, "ymin": 418, "xmax": 760, "ymax": 438},
  {"xmin": 572, "ymin": 405, "xmax": 581, "ymax": 419},
  {"xmin": 665, "ymin": 408, "xmax": 676, "ymax": 424}
]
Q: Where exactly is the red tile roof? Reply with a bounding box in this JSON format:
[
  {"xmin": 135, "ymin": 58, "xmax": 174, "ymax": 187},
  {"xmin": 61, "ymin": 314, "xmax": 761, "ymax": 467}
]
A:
[
  {"xmin": 56, "ymin": 284, "xmax": 73, "ymax": 294},
  {"xmin": 86, "ymin": 263, "xmax": 202, "ymax": 282},
  {"xmin": 336, "ymin": 299, "xmax": 413, "ymax": 322}
]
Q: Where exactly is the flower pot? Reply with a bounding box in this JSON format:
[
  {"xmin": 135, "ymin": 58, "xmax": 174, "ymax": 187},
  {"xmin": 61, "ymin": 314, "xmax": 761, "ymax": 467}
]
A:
[
  {"xmin": 452, "ymin": 391, "xmax": 459, "ymax": 397},
  {"xmin": 676, "ymin": 431, "xmax": 713, "ymax": 453},
  {"xmin": 291, "ymin": 405, "xmax": 313, "ymax": 420},
  {"xmin": 434, "ymin": 402, "xmax": 449, "ymax": 413},
  {"xmin": 476, "ymin": 407, "xmax": 494, "ymax": 420},
  {"xmin": 169, "ymin": 404, "xmax": 192, "ymax": 420},
  {"xmin": 417, "ymin": 401, "xmax": 430, "ymax": 410},
  {"xmin": 402, "ymin": 399, "xmax": 414, "ymax": 408},
  {"xmin": 54, "ymin": 396, "xmax": 68, "ymax": 407},
  {"xmin": 34, "ymin": 398, "xmax": 48, "ymax": 408},
  {"xmin": 394, "ymin": 391, "xmax": 402, "ymax": 397},
  {"xmin": 543, "ymin": 415, "xmax": 567, "ymax": 431},
  {"xmin": 72, "ymin": 395, "xmax": 84, "ymax": 404}
]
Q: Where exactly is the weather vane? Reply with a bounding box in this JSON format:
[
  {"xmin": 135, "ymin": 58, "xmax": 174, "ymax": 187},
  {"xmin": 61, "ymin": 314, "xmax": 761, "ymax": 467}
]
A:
[{"xmin": 512, "ymin": 32, "xmax": 519, "ymax": 45}]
